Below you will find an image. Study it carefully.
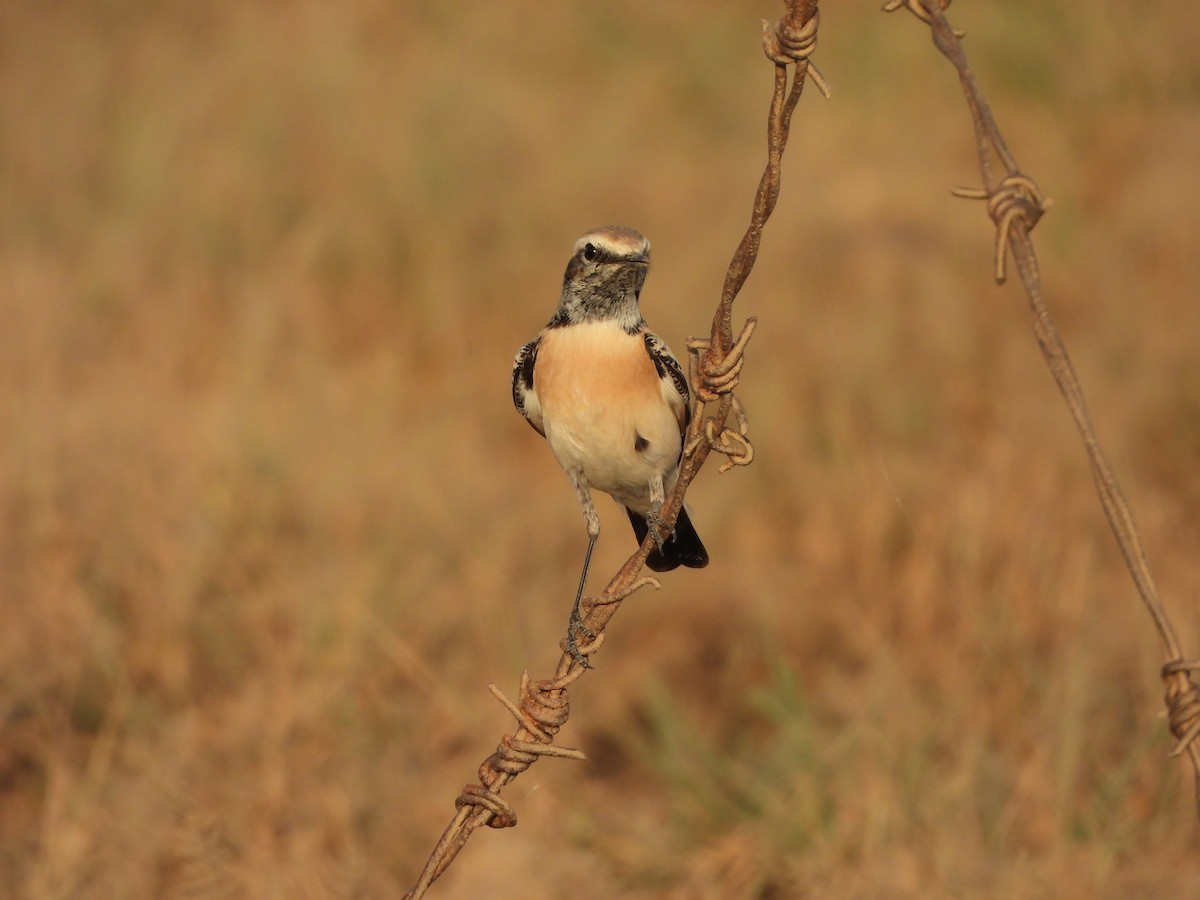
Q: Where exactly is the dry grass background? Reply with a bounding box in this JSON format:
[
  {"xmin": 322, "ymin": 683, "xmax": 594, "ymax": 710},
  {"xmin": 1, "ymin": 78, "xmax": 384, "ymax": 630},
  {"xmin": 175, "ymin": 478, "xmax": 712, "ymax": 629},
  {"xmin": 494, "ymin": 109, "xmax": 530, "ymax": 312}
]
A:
[{"xmin": 2, "ymin": 1, "xmax": 1200, "ymax": 896}]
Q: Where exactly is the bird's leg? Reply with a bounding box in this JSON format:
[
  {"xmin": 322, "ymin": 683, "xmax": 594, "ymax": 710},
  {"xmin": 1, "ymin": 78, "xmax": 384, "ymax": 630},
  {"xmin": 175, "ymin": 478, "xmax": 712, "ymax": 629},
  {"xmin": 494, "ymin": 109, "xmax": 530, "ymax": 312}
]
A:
[
  {"xmin": 645, "ymin": 472, "xmax": 668, "ymax": 548},
  {"xmin": 565, "ymin": 470, "xmax": 600, "ymax": 667},
  {"xmin": 566, "ymin": 534, "xmax": 596, "ymax": 658}
]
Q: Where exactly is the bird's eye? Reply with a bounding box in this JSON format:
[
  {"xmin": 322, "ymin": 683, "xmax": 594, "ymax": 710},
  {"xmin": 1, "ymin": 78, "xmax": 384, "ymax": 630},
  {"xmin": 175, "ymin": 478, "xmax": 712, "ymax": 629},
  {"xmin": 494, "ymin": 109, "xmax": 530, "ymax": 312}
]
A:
[{"xmin": 582, "ymin": 243, "xmax": 598, "ymax": 262}]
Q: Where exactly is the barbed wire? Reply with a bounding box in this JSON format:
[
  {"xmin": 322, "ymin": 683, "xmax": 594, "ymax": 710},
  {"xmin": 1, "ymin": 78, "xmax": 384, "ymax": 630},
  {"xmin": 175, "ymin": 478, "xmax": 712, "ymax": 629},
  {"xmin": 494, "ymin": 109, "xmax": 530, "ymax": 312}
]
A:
[
  {"xmin": 884, "ymin": 0, "xmax": 1200, "ymax": 821},
  {"xmin": 402, "ymin": 2, "xmax": 825, "ymax": 895}
]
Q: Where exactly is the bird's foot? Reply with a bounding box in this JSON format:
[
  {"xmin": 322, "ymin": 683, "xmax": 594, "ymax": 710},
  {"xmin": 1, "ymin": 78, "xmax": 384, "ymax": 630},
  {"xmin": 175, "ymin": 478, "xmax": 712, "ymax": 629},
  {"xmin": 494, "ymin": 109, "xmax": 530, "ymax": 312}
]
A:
[
  {"xmin": 646, "ymin": 504, "xmax": 668, "ymax": 550},
  {"xmin": 564, "ymin": 608, "xmax": 597, "ymax": 669}
]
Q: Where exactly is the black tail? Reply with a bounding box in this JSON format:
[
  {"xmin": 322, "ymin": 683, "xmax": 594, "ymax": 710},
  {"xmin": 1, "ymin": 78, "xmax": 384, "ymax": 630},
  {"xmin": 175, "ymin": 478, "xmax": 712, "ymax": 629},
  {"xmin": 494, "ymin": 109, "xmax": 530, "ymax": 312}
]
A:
[{"xmin": 626, "ymin": 506, "xmax": 709, "ymax": 572}]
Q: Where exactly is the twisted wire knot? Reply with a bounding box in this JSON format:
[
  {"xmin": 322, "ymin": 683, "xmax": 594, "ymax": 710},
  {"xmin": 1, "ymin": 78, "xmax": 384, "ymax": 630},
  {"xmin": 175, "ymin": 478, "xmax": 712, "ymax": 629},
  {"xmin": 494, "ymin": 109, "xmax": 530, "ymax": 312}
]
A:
[
  {"xmin": 501, "ymin": 672, "xmax": 573, "ymax": 742},
  {"xmin": 761, "ymin": 11, "xmax": 831, "ymax": 98},
  {"xmin": 456, "ymin": 784, "xmax": 517, "ymax": 829},
  {"xmin": 1162, "ymin": 660, "xmax": 1200, "ymax": 757},
  {"xmin": 704, "ymin": 400, "xmax": 754, "ymax": 474},
  {"xmin": 455, "ymin": 670, "xmax": 588, "ymax": 829},
  {"xmin": 688, "ymin": 317, "xmax": 758, "ymax": 404},
  {"xmin": 953, "ymin": 172, "xmax": 1050, "ymax": 284},
  {"xmin": 685, "ymin": 318, "xmax": 758, "ymax": 473}
]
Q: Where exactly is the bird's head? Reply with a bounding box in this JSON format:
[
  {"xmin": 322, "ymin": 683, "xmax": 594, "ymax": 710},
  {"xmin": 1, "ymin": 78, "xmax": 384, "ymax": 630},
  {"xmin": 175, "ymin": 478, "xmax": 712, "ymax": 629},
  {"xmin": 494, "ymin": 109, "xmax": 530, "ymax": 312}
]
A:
[{"xmin": 556, "ymin": 226, "xmax": 651, "ymax": 330}]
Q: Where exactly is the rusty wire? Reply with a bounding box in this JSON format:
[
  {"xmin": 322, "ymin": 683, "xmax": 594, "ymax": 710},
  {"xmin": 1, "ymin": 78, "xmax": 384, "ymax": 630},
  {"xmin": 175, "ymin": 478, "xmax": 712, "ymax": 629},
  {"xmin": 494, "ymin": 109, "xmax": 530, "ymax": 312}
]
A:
[
  {"xmin": 402, "ymin": 2, "xmax": 824, "ymax": 895},
  {"xmin": 884, "ymin": 0, "xmax": 1200, "ymax": 821}
]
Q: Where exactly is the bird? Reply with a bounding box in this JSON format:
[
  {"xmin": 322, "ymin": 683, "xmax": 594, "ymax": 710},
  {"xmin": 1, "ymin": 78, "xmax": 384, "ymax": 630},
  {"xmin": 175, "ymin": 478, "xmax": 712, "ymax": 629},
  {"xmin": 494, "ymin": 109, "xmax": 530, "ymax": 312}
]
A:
[{"xmin": 511, "ymin": 226, "xmax": 708, "ymax": 661}]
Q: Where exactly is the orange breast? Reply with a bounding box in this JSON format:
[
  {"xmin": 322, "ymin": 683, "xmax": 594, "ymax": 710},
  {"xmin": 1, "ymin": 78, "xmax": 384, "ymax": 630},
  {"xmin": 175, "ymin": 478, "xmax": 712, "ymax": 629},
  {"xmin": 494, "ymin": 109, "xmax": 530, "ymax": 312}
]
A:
[
  {"xmin": 534, "ymin": 321, "xmax": 683, "ymax": 504},
  {"xmin": 536, "ymin": 324, "xmax": 659, "ymax": 416}
]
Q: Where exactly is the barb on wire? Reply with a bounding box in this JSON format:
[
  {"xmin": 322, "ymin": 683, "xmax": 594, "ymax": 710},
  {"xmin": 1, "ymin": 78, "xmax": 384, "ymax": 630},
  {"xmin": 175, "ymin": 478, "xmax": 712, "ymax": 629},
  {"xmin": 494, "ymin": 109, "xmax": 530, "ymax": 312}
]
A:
[
  {"xmin": 403, "ymin": 3, "xmax": 824, "ymax": 896},
  {"xmin": 951, "ymin": 174, "xmax": 1050, "ymax": 284},
  {"xmin": 887, "ymin": 0, "xmax": 1200, "ymax": 822}
]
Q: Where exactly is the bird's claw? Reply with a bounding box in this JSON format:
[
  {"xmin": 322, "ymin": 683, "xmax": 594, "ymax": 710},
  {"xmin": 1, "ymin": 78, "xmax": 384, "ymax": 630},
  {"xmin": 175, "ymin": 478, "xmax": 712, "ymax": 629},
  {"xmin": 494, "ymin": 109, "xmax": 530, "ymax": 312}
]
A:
[
  {"xmin": 646, "ymin": 505, "xmax": 668, "ymax": 550},
  {"xmin": 564, "ymin": 609, "xmax": 597, "ymax": 669}
]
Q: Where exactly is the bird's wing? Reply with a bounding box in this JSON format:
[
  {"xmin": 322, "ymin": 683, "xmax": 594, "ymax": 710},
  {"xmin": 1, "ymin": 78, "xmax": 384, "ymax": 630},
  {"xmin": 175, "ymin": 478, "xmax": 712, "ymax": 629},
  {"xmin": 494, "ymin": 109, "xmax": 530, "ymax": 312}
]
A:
[
  {"xmin": 642, "ymin": 330, "xmax": 690, "ymax": 434},
  {"xmin": 511, "ymin": 335, "xmax": 545, "ymax": 436}
]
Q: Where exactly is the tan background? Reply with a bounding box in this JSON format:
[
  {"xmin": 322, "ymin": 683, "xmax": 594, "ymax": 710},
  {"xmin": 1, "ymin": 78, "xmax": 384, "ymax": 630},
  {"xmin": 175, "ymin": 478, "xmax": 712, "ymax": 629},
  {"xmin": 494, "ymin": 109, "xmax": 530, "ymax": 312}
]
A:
[{"xmin": 2, "ymin": 1, "xmax": 1199, "ymax": 896}]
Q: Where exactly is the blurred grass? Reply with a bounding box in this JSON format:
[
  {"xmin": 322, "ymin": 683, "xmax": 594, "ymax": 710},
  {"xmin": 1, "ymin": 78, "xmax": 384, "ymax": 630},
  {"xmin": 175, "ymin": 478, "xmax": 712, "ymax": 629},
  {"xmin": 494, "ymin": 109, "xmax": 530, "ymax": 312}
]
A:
[{"xmin": 2, "ymin": 0, "xmax": 1200, "ymax": 897}]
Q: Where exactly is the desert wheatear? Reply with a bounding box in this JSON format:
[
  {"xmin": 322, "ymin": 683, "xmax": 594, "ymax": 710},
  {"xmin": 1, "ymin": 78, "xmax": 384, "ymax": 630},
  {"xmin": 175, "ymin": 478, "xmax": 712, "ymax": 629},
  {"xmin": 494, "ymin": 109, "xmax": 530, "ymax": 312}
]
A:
[{"xmin": 512, "ymin": 226, "xmax": 707, "ymax": 661}]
